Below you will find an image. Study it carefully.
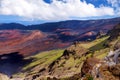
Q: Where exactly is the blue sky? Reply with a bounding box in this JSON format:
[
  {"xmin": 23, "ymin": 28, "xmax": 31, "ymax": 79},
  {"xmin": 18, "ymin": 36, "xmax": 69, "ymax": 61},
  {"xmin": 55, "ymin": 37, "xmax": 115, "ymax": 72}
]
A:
[{"xmin": 0, "ymin": 0, "xmax": 119, "ymax": 25}]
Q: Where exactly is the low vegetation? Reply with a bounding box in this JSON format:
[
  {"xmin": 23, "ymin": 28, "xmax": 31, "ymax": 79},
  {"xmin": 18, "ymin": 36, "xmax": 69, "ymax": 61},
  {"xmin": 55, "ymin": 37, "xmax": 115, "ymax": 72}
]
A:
[
  {"xmin": 23, "ymin": 49, "xmax": 64, "ymax": 71},
  {"xmin": 12, "ymin": 23, "xmax": 120, "ymax": 80},
  {"xmin": 18, "ymin": 36, "xmax": 111, "ymax": 80}
]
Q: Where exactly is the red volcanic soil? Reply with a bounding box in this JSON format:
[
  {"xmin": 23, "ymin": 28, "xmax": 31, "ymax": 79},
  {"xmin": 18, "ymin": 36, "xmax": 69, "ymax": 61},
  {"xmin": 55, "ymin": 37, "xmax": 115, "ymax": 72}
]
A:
[
  {"xmin": 77, "ymin": 31, "xmax": 96, "ymax": 40},
  {"xmin": 0, "ymin": 30, "xmax": 70, "ymax": 56},
  {"xmin": 0, "ymin": 24, "xmax": 116, "ymax": 56}
]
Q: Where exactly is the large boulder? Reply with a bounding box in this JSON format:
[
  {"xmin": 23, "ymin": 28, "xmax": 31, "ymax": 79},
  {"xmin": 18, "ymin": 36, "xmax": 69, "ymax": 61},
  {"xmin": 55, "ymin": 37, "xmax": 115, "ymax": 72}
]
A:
[
  {"xmin": 98, "ymin": 64, "xmax": 120, "ymax": 80},
  {"xmin": 81, "ymin": 58, "xmax": 100, "ymax": 76}
]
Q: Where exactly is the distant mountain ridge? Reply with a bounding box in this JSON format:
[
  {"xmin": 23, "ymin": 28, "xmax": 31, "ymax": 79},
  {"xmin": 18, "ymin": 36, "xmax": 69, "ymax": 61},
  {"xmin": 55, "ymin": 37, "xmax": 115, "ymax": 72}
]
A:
[
  {"xmin": 0, "ymin": 17, "xmax": 119, "ymax": 42},
  {"xmin": 0, "ymin": 17, "xmax": 120, "ymax": 32},
  {"xmin": 29, "ymin": 17, "xmax": 120, "ymax": 32}
]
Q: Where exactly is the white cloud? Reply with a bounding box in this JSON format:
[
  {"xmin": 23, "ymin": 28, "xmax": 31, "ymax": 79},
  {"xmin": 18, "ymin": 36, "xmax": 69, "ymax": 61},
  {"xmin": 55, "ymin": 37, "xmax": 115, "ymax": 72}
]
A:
[
  {"xmin": 107, "ymin": 0, "xmax": 120, "ymax": 15},
  {"xmin": 0, "ymin": 0, "xmax": 115, "ymax": 21}
]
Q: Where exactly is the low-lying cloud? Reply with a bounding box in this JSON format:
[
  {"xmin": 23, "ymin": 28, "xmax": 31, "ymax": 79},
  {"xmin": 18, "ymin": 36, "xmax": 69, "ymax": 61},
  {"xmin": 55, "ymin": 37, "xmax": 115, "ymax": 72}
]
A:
[{"xmin": 0, "ymin": 0, "xmax": 118, "ymax": 21}]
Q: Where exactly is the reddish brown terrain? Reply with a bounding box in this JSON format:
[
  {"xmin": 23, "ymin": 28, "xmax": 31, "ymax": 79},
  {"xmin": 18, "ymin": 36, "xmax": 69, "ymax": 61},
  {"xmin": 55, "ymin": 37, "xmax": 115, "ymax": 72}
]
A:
[
  {"xmin": 0, "ymin": 30, "xmax": 70, "ymax": 56},
  {"xmin": 0, "ymin": 17, "xmax": 119, "ymax": 56}
]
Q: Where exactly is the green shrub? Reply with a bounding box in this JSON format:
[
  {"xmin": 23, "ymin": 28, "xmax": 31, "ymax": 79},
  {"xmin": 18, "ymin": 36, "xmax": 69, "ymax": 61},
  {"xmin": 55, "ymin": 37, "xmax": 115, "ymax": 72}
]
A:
[{"xmin": 87, "ymin": 75, "xmax": 93, "ymax": 80}]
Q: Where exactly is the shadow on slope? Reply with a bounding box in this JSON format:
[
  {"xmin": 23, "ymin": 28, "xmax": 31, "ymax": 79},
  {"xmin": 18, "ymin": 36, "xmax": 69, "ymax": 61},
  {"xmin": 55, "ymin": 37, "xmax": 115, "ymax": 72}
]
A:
[{"xmin": 0, "ymin": 52, "xmax": 33, "ymax": 76}]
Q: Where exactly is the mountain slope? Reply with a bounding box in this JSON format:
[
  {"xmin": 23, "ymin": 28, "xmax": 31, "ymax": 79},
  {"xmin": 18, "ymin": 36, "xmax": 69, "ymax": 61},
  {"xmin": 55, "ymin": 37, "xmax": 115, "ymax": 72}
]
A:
[
  {"xmin": 8, "ymin": 35, "xmax": 109, "ymax": 80},
  {"xmin": 8, "ymin": 23, "xmax": 120, "ymax": 80}
]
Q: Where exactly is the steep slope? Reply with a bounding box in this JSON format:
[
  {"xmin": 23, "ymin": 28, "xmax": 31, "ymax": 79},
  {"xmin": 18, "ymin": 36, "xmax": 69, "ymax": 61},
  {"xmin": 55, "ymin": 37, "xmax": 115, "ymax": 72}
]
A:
[
  {"xmin": 9, "ymin": 23, "xmax": 120, "ymax": 80},
  {"xmin": 108, "ymin": 23, "xmax": 120, "ymax": 40},
  {"xmin": 81, "ymin": 23, "xmax": 120, "ymax": 80},
  {"xmin": 9, "ymin": 36, "xmax": 108, "ymax": 80}
]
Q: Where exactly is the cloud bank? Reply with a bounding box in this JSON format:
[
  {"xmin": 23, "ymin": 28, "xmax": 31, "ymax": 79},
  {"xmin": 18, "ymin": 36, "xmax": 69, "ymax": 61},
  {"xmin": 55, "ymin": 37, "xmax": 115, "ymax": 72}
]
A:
[
  {"xmin": 107, "ymin": 0, "xmax": 120, "ymax": 15},
  {"xmin": 0, "ymin": 0, "xmax": 118, "ymax": 21}
]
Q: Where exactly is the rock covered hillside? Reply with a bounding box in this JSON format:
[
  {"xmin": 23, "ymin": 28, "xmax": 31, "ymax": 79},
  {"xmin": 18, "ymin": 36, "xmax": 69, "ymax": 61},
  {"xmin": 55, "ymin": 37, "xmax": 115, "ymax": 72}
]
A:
[{"xmin": 2, "ymin": 23, "xmax": 119, "ymax": 80}]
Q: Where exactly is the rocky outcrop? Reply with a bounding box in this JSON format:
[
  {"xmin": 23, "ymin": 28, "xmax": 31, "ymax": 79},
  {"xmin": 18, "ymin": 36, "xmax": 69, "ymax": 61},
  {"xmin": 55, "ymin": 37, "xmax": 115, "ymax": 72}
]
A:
[
  {"xmin": 81, "ymin": 58, "xmax": 101, "ymax": 76},
  {"xmin": 93, "ymin": 48, "xmax": 120, "ymax": 80},
  {"xmin": 81, "ymin": 41, "xmax": 120, "ymax": 80},
  {"xmin": 96, "ymin": 30, "xmax": 106, "ymax": 39},
  {"xmin": 62, "ymin": 42, "xmax": 88, "ymax": 59},
  {"xmin": 108, "ymin": 23, "xmax": 120, "ymax": 40},
  {"xmin": 114, "ymin": 40, "xmax": 120, "ymax": 50},
  {"xmin": 23, "ymin": 43, "xmax": 88, "ymax": 80},
  {"xmin": 98, "ymin": 64, "xmax": 120, "ymax": 80},
  {"xmin": 109, "ymin": 64, "xmax": 120, "ymax": 76},
  {"xmin": 94, "ymin": 48, "xmax": 120, "ymax": 80}
]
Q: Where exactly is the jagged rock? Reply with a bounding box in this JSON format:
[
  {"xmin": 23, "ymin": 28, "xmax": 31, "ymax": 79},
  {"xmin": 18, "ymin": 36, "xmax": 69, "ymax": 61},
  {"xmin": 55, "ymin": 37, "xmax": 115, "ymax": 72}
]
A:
[
  {"xmin": 95, "ymin": 49, "xmax": 120, "ymax": 80},
  {"xmin": 108, "ymin": 23, "xmax": 120, "ymax": 40},
  {"xmin": 98, "ymin": 63, "xmax": 120, "ymax": 80},
  {"xmin": 114, "ymin": 40, "xmax": 120, "ymax": 50},
  {"xmin": 62, "ymin": 43, "xmax": 88, "ymax": 59},
  {"xmin": 105, "ymin": 49, "xmax": 120, "ymax": 65},
  {"xmin": 96, "ymin": 30, "xmax": 106, "ymax": 39},
  {"xmin": 99, "ymin": 65, "xmax": 118, "ymax": 80},
  {"xmin": 109, "ymin": 64, "xmax": 120, "ymax": 76},
  {"xmin": 81, "ymin": 58, "xmax": 100, "ymax": 76}
]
